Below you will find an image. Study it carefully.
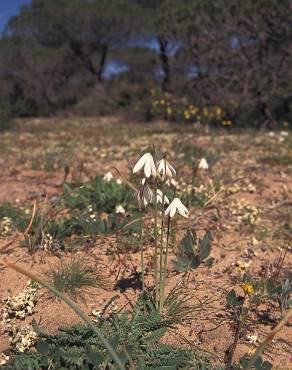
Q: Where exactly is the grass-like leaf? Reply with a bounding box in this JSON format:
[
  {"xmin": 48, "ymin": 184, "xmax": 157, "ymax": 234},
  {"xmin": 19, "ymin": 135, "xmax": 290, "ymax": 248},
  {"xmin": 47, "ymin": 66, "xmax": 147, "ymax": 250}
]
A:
[{"xmin": 45, "ymin": 257, "xmax": 109, "ymax": 301}]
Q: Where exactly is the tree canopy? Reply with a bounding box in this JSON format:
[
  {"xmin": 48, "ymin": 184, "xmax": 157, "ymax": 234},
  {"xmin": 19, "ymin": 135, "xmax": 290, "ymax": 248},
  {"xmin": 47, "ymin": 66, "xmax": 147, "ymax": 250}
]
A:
[{"xmin": 0, "ymin": 0, "xmax": 291, "ymax": 125}]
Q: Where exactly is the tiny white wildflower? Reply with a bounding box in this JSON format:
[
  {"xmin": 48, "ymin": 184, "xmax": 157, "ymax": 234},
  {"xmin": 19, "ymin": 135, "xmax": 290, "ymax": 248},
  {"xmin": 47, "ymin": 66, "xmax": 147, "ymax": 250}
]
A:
[
  {"xmin": 92, "ymin": 309, "xmax": 102, "ymax": 318},
  {"xmin": 280, "ymin": 130, "xmax": 288, "ymax": 137},
  {"xmin": 133, "ymin": 153, "xmax": 156, "ymax": 178},
  {"xmin": 165, "ymin": 178, "xmax": 179, "ymax": 189},
  {"xmin": 156, "ymin": 189, "xmax": 169, "ymax": 204},
  {"xmin": 246, "ymin": 334, "xmax": 258, "ymax": 344},
  {"xmin": 268, "ymin": 131, "xmax": 275, "ymax": 137},
  {"xmin": 165, "ymin": 198, "xmax": 189, "ymax": 218},
  {"xmin": 157, "ymin": 159, "xmax": 176, "ymax": 178},
  {"xmin": 103, "ymin": 171, "xmax": 114, "ymax": 182},
  {"xmin": 198, "ymin": 158, "xmax": 209, "ymax": 170},
  {"xmin": 115, "ymin": 205, "xmax": 126, "ymax": 214},
  {"xmin": 116, "ymin": 178, "xmax": 122, "ymax": 185},
  {"xmin": 0, "ymin": 353, "xmax": 9, "ymax": 366}
]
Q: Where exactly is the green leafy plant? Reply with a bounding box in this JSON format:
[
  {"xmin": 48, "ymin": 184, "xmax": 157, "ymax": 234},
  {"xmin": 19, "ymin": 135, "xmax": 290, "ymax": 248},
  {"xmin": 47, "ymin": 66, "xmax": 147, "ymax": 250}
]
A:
[
  {"xmin": 2, "ymin": 261, "xmax": 125, "ymax": 370},
  {"xmin": 237, "ymin": 355, "xmax": 273, "ymax": 370},
  {"xmin": 172, "ymin": 230, "xmax": 212, "ymax": 272},
  {"xmin": 0, "ymin": 203, "xmax": 29, "ymax": 233},
  {"xmin": 6, "ymin": 290, "xmax": 214, "ymax": 370},
  {"xmin": 63, "ymin": 176, "xmax": 134, "ymax": 214}
]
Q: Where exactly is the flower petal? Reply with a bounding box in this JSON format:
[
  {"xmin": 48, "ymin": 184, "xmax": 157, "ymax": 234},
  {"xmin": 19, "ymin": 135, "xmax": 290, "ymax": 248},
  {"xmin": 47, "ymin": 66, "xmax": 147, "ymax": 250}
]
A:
[
  {"xmin": 157, "ymin": 160, "xmax": 164, "ymax": 174},
  {"xmin": 144, "ymin": 156, "xmax": 151, "ymax": 178},
  {"xmin": 133, "ymin": 154, "xmax": 147, "ymax": 174},
  {"xmin": 170, "ymin": 204, "xmax": 177, "ymax": 217},
  {"xmin": 168, "ymin": 162, "xmax": 176, "ymax": 176},
  {"xmin": 176, "ymin": 199, "xmax": 189, "ymax": 218}
]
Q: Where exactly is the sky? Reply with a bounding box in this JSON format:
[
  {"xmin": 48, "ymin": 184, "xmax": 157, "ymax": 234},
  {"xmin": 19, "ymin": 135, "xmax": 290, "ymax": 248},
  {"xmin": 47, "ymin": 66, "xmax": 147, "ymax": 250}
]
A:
[{"xmin": 0, "ymin": 0, "xmax": 30, "ymax": 33}]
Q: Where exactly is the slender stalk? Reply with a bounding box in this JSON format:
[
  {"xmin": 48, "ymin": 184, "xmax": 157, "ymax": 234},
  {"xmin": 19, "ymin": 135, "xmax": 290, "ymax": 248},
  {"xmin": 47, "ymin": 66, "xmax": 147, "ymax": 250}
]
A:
[
  {"xmin": 191, "ymin": 163, "xmax": 197, "ymax": 199},
  {"xmin": 245, "ymin": 306, "xmax": 292, "ymax": 370},
  {"xmin": 159, "ymin": 158, "xmax": 167, "ymax": 311},
  {"xmin": 139, "ymin": 209, "xmax": 145, "ymax": 291},
  {"xmin": 159, "ymin": 192, "xmax": 165, "ymax": 311},
  {"xmin": 161, "ymin": 215, "xmax": 171, "ymax": 309},
  {"xmin": 2, "ymin": 261, "xmax": 125, "ymax": 370},
  {"xmin": 153, "ymin": 186, "xmax": 159, "ymax": 309}
]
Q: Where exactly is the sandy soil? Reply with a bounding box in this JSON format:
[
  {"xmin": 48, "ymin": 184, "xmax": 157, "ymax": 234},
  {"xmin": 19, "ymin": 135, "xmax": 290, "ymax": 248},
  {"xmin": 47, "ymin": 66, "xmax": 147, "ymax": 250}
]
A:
[{"xmin": 0, "ymin": 117, "xmax": 291, "ymax": 367}]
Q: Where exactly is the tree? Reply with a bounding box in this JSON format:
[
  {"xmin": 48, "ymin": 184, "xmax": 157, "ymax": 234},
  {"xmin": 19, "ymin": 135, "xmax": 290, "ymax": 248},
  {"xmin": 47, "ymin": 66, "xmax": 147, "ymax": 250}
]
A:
[
  {"xmin": 1, "ymin": 0, "xmax": 142, "ymax": 114},
  {"xmin": 168, "ymin": 0, "xmax": 292, "ymax": 125}
]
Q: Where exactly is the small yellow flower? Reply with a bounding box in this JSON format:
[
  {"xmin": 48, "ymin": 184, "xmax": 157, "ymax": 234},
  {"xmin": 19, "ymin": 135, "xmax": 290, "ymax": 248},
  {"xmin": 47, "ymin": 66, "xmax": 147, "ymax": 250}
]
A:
[
  {"xmin": 203, "ymin": 107, "xmax": 208, "ymax": 116},
  {"xmin": 242, "ymin": 283, "xmax": 254, "ymax": 296},
  {"xmin": 222, "ymin": 120, "xmax": 232, "ymax": 126},
  {"xmin": 166, "ymin": 107, "xmax": 172, "ymax": 116},
  {"xmin": 283, "ymin": 121, "xmax": 289, "ymax": 128},
  {"xmin": 215, "ymin": 107, "xmax": 222, "ymax": 116}
]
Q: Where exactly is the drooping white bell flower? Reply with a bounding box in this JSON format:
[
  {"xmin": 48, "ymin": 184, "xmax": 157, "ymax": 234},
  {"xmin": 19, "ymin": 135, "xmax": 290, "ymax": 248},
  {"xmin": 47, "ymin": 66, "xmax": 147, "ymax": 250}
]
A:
[
  {"xmin": 133, "ymin": 153, "xmax": 156, "ymax": 178},
  {"xmin": 103, "ymin": 171, "xmax": 114, "ymax": 182},
  {"xmin": 115, "ymin": 205, "xmax": 126, "ymax": 214},
  {"xmin": 155, "ymin": 189, "xmax": 169, "ymax": 205},
  {"xmin": 165, "ymin": 198, "xmax": 189, "ymax": 218},
  {"xmin": 137, "ymin": 178, "xmax": 153, "ymax": 208},
  {"xmin": 198, "ymin": 158, "xmax": 209, "ymax": 170},
  {"xmin": 157, "ymin": 159, "xmax": 176, "ymax": 178}
]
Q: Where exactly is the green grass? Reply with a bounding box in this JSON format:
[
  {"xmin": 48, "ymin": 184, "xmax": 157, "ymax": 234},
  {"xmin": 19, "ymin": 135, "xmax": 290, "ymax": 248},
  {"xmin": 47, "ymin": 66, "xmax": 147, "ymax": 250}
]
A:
[{"xmin": 45, "ymin": 258, "xmax": 108, "ymax": 301}]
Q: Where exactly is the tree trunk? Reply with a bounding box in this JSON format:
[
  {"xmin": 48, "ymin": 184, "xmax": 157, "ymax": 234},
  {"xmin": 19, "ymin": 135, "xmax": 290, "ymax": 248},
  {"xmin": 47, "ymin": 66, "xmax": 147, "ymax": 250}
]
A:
[
  {"xmin": 70, "ymin": 40, "xmax": 97, "ymax": 78},
  {"xmin": 97, "ymin": 44, "xmax": 108, "ymax": 82},
  {"xmin": 158, "ymin": 36, "xmax": 170, "ymax": 92}
]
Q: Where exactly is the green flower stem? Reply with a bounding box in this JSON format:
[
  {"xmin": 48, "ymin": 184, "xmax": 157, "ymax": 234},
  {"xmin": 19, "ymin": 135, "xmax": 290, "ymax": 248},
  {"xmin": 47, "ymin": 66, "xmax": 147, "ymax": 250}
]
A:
[
  {"xmin": 153, "ymin": 186, "xmax": 159, "ymax": 309},
  {"xmin": 3, "ymin": 262, "xmax": 125, "ymax": 370},
  {"xmin": 161, "ymin": 215, "xmax": 171, "ymax": 309},
  {"xmin": 159, "ymin": 192, "xmax": 165, "ymax": 311},
  {"xmin": 139, "ymin": 210, "xmax": 145, "ymax": 291},
  {"xmin": 191, "ymin": 163, "xmax": 197, "ymax": 199}
]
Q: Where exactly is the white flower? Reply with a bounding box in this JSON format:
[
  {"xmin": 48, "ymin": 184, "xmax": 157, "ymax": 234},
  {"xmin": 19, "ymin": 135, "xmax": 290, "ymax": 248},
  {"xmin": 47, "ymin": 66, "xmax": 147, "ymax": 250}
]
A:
[
  {"xmin": 133, "ymin": 153, "xmax": 156, "ymax": 178},
  {"xmin": 92, "ymin": 309, "xmax": 102, "ymax": 318},
  {"xmin": 165, "ymin": 178, "xmax": 179, "ymax": 189},
  {"xmin": 165, "ymin": 198, "xmax": 189, "ymax": 218},
  {"xmin": 198, "ymin": 158, "xmax": 209, "ymax": 170},
  {"xmin": 246, "ymin": 334, "xmax": 258, "ymax": 344},
  {"xmin": 156, "ymin": 189, "xmax": 169, "ymax": 204},
  {"xmin": 103, "ymin": 171, "xmax": 114, "ymax": 182},
  {"xmin": 157, "ymin": 159, "xmax": 176, "ymax": 178},
  {"xmin": 268, "ymin": 131, "xmax": 275, "ymax": 137},
  {"xmin": 116, "ymin": 178, "xmax": 122, "ymax": 185},
  {"xmin": 137, "ymin": 179, "xmax": 153, "ymax": 208},
  {"xmin": 280, "ymin": 130, "xmax": 288, "ymax": 137},
  {"xmin": 115, "ymin": 205, "xmax": 125, "ymax": 214},
  {"xmin": 0, "ymin": 353, "xmax": 9, "ymax": 366}
]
